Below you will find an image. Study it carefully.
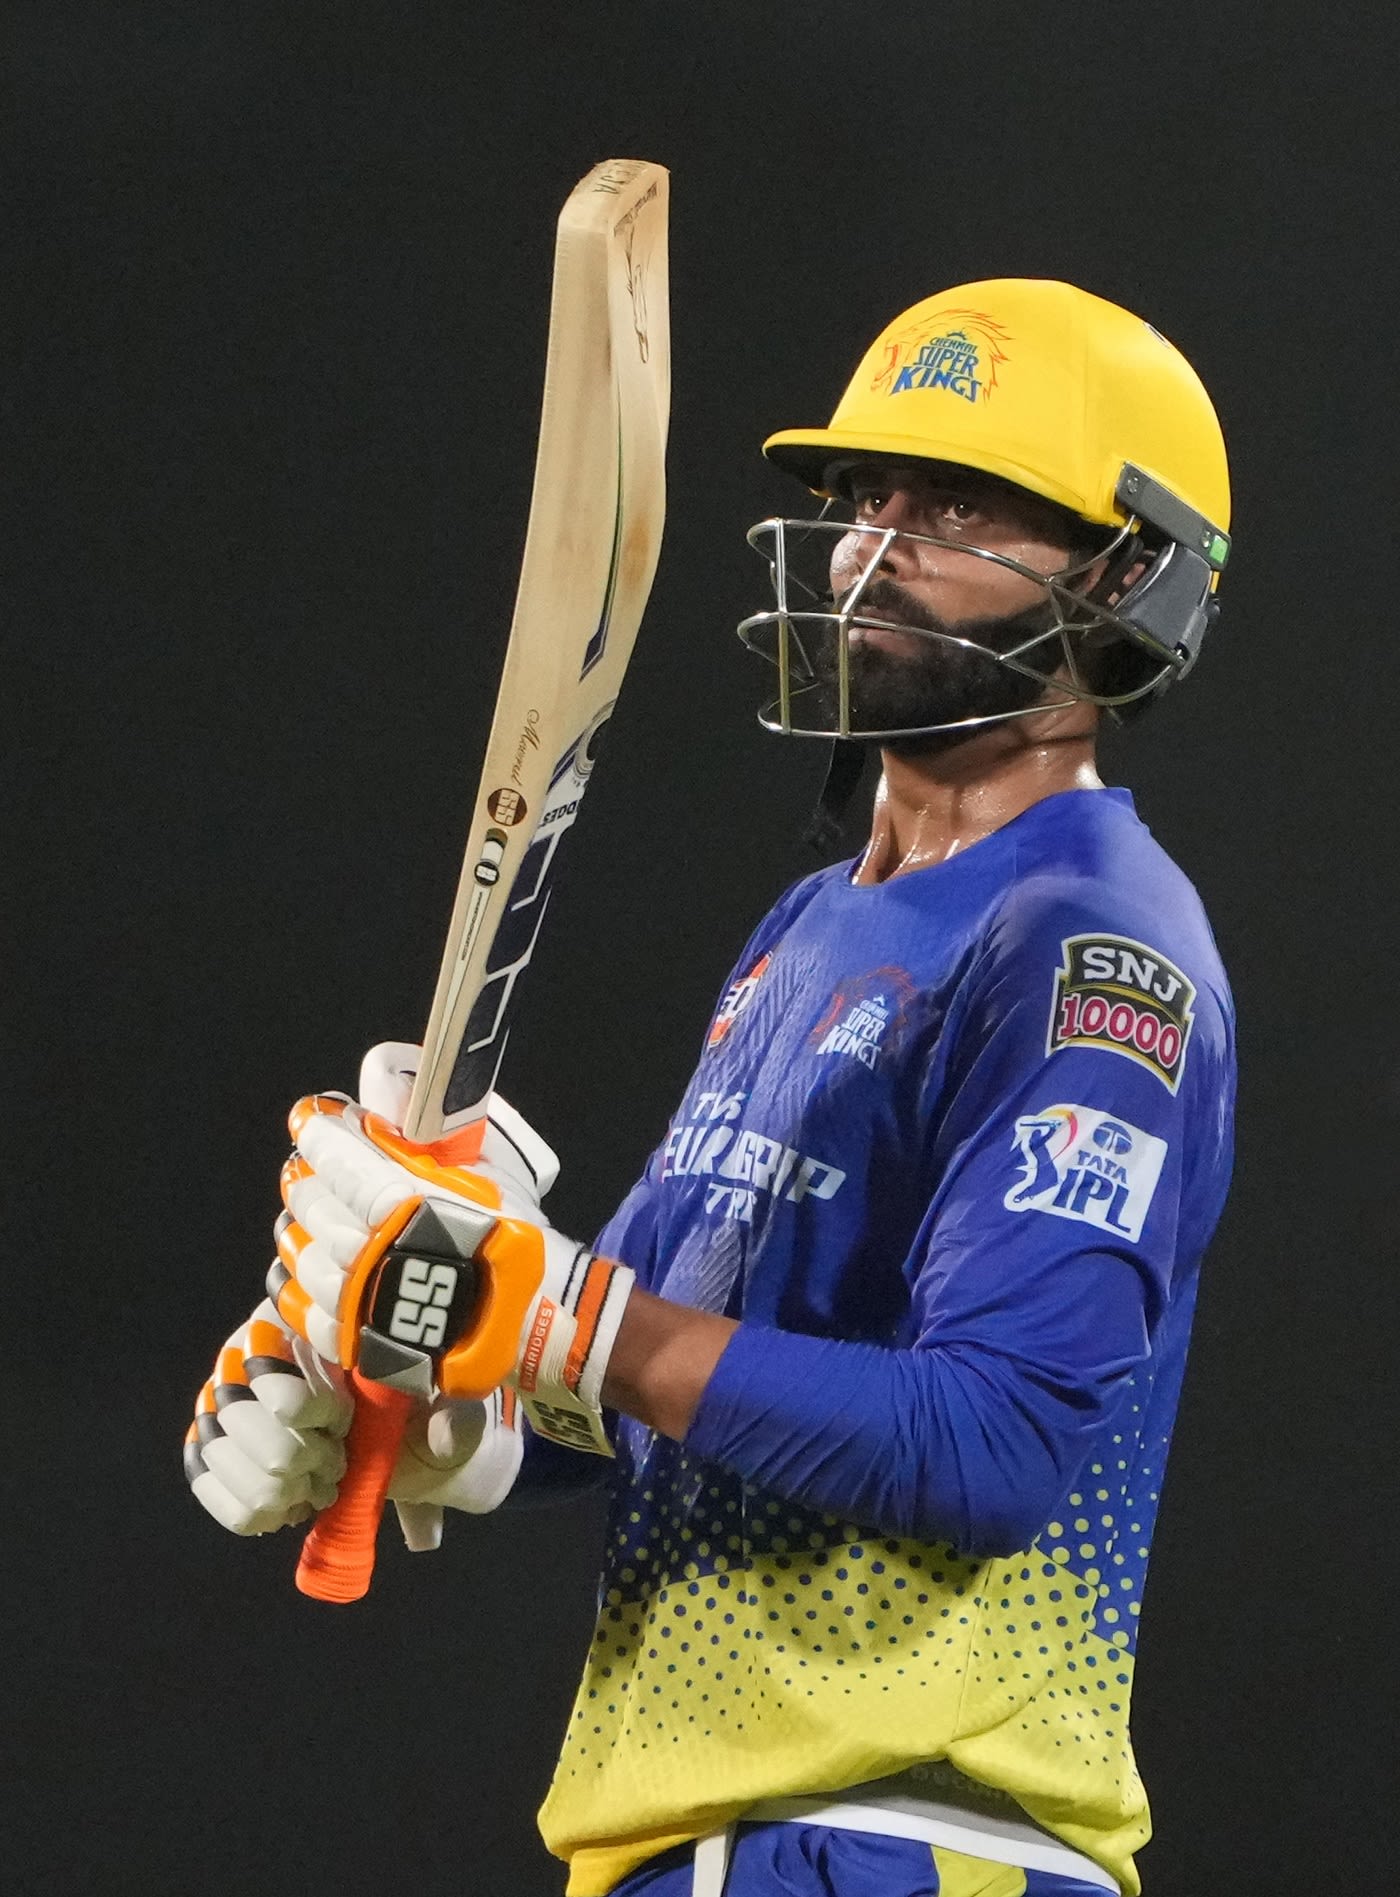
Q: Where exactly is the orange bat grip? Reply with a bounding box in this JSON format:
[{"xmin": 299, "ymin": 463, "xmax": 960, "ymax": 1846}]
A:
[{"xmin": 294, "ymin": 1370, "xmax": 414, "ymax": 1603}]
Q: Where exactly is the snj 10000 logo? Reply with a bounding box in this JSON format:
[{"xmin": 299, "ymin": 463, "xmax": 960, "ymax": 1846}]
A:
[{"xmin": 1048, "ymin": 934, "xmax": 1196, "ymax": 1093}]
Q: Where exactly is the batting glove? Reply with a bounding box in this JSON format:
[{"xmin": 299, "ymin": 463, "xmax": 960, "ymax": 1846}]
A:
[
  {"xmin": 357, "ymin": 1042, "xmax": 558, "ymax": 1204},
  {"xmin": 185, "ymin": 1299, "xmax": 349, "ymax": 1535},
  {"xmin": 269, "ymin": 1093, "xmax": 633, "ymax": 1458},
  {"xmin": 185, "ymin": 1299, "xmax": 523, "ymax": 1543}
]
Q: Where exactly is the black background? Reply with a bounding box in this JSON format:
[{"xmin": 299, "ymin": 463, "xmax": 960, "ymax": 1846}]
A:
[{"xmin": 6, "ymin": 5, "xmax": 1395, "ymax": 1892}]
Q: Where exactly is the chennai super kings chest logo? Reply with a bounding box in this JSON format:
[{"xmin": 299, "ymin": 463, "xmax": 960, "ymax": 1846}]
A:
[
  {"xmin": 808, "ymin": 964, "xmax": 917, "ymax": 1075},
  {"xmin": 870, "ymin": 308, "xmax": 1011, "ymax": 406}
]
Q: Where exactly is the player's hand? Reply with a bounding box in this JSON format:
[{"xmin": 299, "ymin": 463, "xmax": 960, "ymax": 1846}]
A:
[
  {"xmin": 185, "ymin": 1299, "xmax": 351, "ymax": 1535},
  {"xmin": 357, "ymin": 1042, "xmax": 559, "ymax": 1206},
  {"xmin": 387, "ymin": 1385, "xmax": 523, "ymax": 1548},
  {"xmin": 270, "ymin": 1093, "xmax": 634, "ymax": 1457},
  {"xmin": 185, "ymin": 1300, "xmax": 523, "ymax": 1540}
]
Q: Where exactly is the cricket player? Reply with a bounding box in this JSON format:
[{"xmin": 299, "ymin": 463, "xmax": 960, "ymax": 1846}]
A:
[{"xmin": 187, "ymin": 279, "xmax": 1235, "ymax": 1897}]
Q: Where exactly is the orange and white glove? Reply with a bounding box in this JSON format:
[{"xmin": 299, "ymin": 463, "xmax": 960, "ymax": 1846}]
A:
[
  {"xmin": 268, "ymin": 1044, "xmax": 634, "ymax": 1458},
  {"xmin": 185, "ymin": 1299, "xmax": 349, "ymax": 1535},
  {"xmin": 357, "ymin": 1042, "xmax": 558, "ymax": 1205},
  {"xmin": 184, "ymin": 1299, "xmax": 523, "ymax": 1545}
]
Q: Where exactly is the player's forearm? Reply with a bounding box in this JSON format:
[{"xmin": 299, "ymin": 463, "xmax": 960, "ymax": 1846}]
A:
[
  {"xmin": 681, "ymin": 1325, "xmax": 1030, "ymax": 1554},
  {"xmin": 601, "ymin": 1284, "xmax": 738, "ymax": 1441},
  {"xmin": 605, "ymin": 1298, "xmax": 1073, "ymax": 1554},
  {"xmin": 603, "ymin": 1236, "xmax": 1152, "ymax": 1556},
  {"xmin": 681, "ymin": 1311, "xmax": 1148, "ymax": 1557}
]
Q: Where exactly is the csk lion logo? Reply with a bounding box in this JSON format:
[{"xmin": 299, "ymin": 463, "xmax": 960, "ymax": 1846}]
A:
[{"xmin": 870, "ymin": 308, "xmax": 1012, "ymax": 405}]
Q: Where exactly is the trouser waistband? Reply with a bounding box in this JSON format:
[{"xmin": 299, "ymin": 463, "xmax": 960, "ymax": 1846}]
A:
[{"xmin": 690, "ymin": 1790, "xmax": 1118, "ymax": 1896}]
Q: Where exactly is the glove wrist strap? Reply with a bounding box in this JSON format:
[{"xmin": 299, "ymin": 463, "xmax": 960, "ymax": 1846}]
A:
[{"xmin": 517, "ymin": 1234, "xmax": 636, "ymax": 1456}]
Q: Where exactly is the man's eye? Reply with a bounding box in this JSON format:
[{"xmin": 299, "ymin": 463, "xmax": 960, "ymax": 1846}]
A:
[
  {"xmin": 941, "ymin": 498, "xmax": 981, "ymax": 524},
  {"xmin": 854, "ymin": 491, "xmax": 889, "ymax": 518}
]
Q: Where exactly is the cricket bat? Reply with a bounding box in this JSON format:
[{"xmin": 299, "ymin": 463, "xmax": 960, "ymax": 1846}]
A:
[{"xmin": 295, "ymin": 158, "xmax": 670, "ymax": 1603}]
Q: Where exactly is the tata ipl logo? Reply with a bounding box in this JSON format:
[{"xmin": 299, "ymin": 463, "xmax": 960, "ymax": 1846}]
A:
[
  {"xmin": 871, "ymin": 309, "xmax": 1011, "ymax": 406},
  {"xmin": 1004, "ymin": 1104, "xmax": 1168, "ymax": 1242}
]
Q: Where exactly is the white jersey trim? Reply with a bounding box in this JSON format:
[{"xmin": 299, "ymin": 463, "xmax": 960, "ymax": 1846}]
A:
[{"xmin": 692, "ymin": 1789, "xmax": 1118, "ymax": 1894}]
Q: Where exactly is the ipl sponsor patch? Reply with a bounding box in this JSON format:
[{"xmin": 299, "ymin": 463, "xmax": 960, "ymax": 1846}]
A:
[
  {"xmin": 1048, "ymin": 933, "xmax": 1196, "ymax": 1092},
  {"xmin": 1005, "ymin": 1105, "xmax": 1167, "ymax": 1241}
]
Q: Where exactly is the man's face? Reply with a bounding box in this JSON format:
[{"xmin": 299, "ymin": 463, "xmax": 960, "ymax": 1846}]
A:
[{"xmin": 817, "ymin": 458, "xmax": 1093, "ymax": 740}]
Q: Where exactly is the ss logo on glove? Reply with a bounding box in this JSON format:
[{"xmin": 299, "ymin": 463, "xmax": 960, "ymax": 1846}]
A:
[
  {"xmin": 363, "ymin": 1202, "xmax": 485, "ymax": 1364},
  {"xmin": 385, "ymin": 1258, "xmax": 462, "ymax": 1348}
]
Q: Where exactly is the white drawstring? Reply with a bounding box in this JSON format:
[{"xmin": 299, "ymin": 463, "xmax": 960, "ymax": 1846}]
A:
[{"xmin": 691, "ymin": 1827, "xmax": 734, "ymax": 1897}]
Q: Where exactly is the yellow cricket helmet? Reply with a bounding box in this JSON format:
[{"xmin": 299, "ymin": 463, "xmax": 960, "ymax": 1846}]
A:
[
  {"xmin": 764, "ymin": 277, "xmax": 1229, "ymax": 539},
  {"xmin": 760, "ymin": 279, "xmax": 1231, "ymax": 687}
]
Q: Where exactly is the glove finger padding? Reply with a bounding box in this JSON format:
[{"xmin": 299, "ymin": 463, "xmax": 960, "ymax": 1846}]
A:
[
  {"xmin": 388, "ymin": 1386, "xmax": 527, "ymax": 1549},
  {"xmin": 390, "ymin": 1387, "xmax": 524, "ymax": 1515},
  {"xmin": 281, "ymin": 1161, "xmax": 367, "ymax": 1258},
  {"xmin": 185, "ymin": 1300, "xmax": 353, "ymax": 1536},
  {"xmin": 253, "ymin": 1321, "xmax": 354, "ymax": 1431},
  {"xmin": 479, "ymin": 1094, "xmax": 559, "ymax": 1203},
  {"xmin": 294, "ymin": 1106, "xmax": 444, "ymax": 1233},
  {"xmin": 187, "ymin": 1299, "xmax": 528, "ymax": 1541},
  {"xmin": 199, "ymin": 1432, "xmax": 332, "ymax": 1519},
  {"xmin": 358, "ymin": 1041, "xmax": 420, "ymax": 1129}
]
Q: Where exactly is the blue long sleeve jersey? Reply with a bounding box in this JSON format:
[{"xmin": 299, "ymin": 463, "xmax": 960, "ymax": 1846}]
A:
[{"xmin": 534, "ymin": 788, "xmax": 1235, "ymax": 1897}]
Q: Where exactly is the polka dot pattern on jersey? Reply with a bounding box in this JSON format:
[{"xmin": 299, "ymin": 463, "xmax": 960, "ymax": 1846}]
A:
[{"xmin": 540, "ymin": 1378, "xmax": 1168, "ymax": 1897}]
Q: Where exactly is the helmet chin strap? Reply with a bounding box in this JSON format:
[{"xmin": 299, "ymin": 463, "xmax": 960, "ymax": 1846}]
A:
[
  {"xmin": 800, "ymin": 670, "xmax": 1096, "ymax": 855},
  {"xmin": 804, "ymin": 738, "xmax": 871, "ymax": 853}
]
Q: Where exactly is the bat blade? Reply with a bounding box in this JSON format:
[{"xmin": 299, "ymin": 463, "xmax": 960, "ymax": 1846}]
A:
[{"xmin": 406, "ymin": 158, "xmax": 671, "ymax": 1143}]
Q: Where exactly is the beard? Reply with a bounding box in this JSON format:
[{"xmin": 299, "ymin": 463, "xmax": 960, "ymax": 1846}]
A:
[{"xmin": 809, "ymin": 576, "xmax": 1061, "ymax": 750}]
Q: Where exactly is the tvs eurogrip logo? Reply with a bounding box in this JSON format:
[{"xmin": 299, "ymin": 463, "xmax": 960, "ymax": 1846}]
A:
[{"xmin": 871, "ymin": 308, "xmax": 1012, "ymax": 406}]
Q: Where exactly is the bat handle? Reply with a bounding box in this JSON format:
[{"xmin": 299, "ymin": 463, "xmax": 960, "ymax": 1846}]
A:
[{"xmin": 295, "ymin": 1371, "xmax": 414, "ymax": 1603}]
